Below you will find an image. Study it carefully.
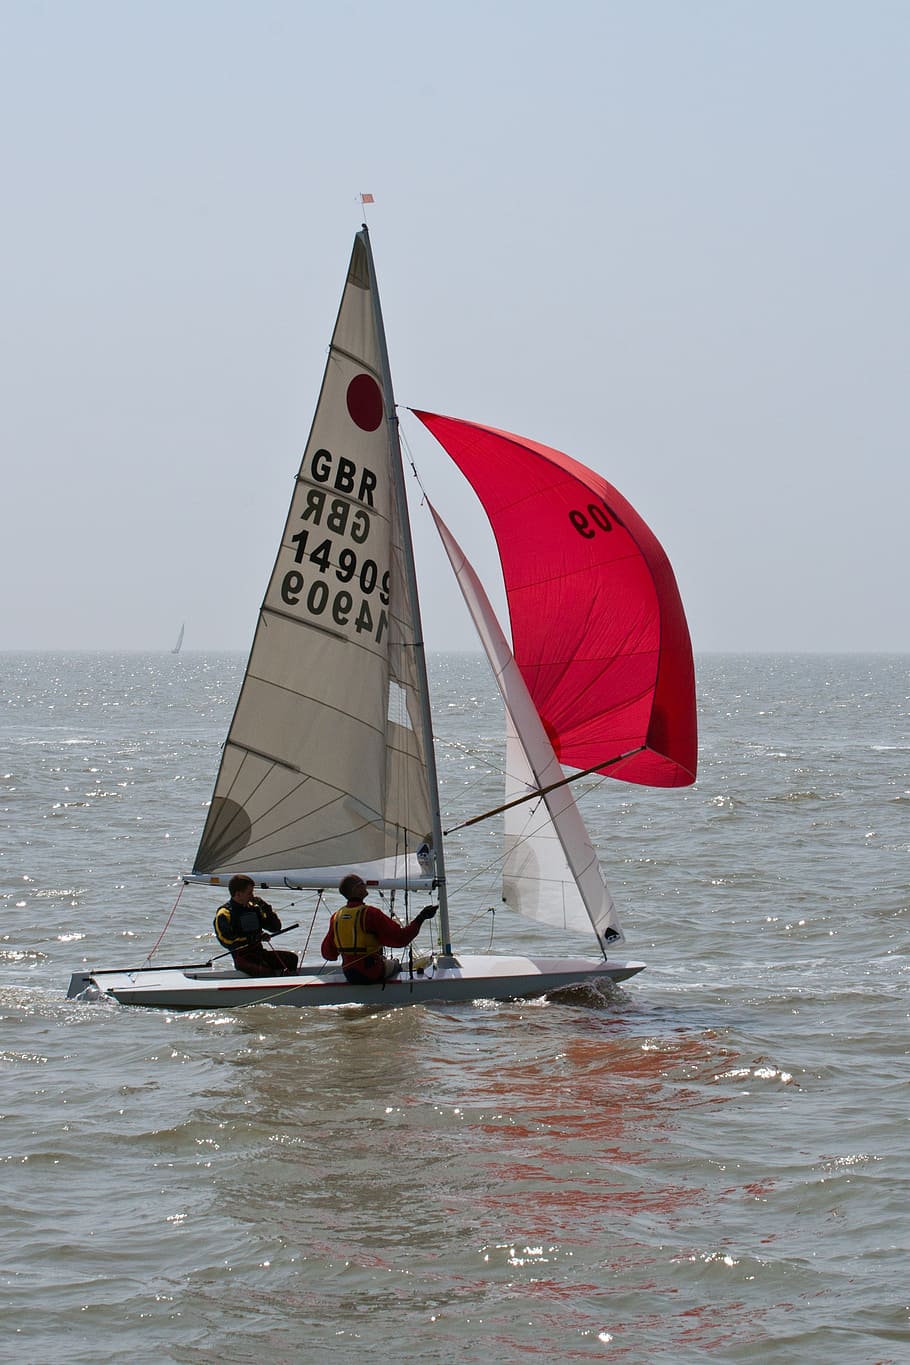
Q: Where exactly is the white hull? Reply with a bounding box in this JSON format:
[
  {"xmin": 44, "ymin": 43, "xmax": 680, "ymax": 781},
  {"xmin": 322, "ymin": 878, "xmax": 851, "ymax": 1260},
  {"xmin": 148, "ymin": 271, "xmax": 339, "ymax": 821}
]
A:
[{"xmin": 67, "ymin": 954, "xmax": 645, "ymax": 1010}]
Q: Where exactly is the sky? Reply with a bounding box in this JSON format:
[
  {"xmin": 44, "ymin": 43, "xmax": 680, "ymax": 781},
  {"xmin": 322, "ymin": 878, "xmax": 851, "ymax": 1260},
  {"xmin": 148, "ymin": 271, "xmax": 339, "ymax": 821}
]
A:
[{"xmin": 1, "ymin": 0, "xmax": 908, "ymax": 654}]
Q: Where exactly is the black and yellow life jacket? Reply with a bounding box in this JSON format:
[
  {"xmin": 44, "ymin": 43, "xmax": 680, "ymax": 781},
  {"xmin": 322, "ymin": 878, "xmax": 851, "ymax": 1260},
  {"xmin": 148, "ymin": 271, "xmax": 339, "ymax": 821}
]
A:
[{"xmin": 213, "ymin": 900, "xmax": 263, "ymax": 950}]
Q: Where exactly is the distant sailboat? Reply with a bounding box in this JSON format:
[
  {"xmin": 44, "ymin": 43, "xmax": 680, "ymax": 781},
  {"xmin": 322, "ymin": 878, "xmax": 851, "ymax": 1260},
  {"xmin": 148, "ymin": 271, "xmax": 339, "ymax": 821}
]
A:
[
  {"xmin": 68, "ymin": 226, "xmax": 697, "ymax": 1010},
  {"xmin": 171, "ymin": 624, "xmax": 185, "ymax": 655}
]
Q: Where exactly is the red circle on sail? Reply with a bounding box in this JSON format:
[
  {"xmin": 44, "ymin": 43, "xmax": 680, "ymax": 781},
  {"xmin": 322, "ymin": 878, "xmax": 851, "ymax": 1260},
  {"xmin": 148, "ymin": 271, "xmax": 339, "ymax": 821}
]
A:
[{"xmin": 346, "ymin": 374, "xmax": 383, "ymax": 431}]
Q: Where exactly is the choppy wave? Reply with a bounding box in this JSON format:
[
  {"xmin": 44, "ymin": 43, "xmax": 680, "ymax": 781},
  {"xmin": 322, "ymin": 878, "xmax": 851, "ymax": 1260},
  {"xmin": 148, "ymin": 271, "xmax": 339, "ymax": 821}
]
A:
[{"xmin": 0, "ymin": 652, "xmax": 908, "ymax": 1364}]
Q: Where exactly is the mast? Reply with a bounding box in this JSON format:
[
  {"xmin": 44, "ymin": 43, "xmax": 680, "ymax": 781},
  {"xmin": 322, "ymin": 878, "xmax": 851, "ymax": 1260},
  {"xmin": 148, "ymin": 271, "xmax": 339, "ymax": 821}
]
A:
[{"xmin": 359, "ymin": 226, "xmax": 453, "ymax": 955}]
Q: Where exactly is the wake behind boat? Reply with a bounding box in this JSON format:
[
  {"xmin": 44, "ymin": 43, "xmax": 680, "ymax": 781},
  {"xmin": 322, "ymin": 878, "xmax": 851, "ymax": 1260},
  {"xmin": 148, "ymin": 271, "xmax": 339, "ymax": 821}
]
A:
[{"xmin": 68, "ymin": 226, "xmax": 696, "ymax": 1011}]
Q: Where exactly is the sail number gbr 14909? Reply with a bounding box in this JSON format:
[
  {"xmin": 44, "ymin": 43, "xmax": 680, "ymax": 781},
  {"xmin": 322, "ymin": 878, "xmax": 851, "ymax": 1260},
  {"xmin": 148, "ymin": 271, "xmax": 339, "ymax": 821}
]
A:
[{"xmin": 280, "ymin": 528, "xmax": 390, "ymax": 642}]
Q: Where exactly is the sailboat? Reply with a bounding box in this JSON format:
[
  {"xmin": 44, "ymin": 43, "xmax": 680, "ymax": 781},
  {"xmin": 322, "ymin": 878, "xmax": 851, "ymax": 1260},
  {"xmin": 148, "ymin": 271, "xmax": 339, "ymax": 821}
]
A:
[
  {"xmin": 171, "ymin": 623, "xmax": 185, "ymax": 655},
  {"xmin": 68, "ymin": 227, "xmax": 696, "ymax": 1010}
]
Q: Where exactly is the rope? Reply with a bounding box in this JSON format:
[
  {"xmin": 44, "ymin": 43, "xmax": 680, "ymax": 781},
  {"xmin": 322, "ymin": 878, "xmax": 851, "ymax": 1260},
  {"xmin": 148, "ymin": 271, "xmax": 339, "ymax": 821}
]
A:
[{"xmin": 143, "ymin": 881, "xmax": 186, "ymax": 965}]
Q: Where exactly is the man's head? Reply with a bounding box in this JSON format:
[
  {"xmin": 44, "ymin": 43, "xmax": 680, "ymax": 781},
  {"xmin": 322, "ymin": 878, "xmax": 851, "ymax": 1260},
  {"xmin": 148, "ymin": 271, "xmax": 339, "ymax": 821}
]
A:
[
  {"xmin": 228, "ymin": 874, "xmax": 255, "ymax": 900},
  {"xmin": 339, "ymin": 873, "xmax": 367, "ymax": 901}
]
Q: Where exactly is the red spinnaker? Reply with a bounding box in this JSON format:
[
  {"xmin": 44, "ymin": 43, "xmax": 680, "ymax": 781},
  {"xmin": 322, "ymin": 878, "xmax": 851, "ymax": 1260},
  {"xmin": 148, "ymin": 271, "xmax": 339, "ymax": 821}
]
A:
[{"xmin": 414, "ymin": 411, "xmax": 697, "ymax": 788}]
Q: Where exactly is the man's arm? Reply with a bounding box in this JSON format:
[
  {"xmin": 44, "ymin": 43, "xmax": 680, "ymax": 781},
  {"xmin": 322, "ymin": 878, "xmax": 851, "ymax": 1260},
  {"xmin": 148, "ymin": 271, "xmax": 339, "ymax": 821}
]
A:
[
  {"xmin": 320, "ymin": 920, "xmax": 340, "ymax": 961},
  {"xmin": 214, "ymin": 905, "xmax": 250, "ymax": 948},
  {"xmin": 254, "ymin": 897, "xmax": 282, "ymax": 934},
  {"xmin": 364, "ymin": 904, "xmax": 436, "ymax": 948}
]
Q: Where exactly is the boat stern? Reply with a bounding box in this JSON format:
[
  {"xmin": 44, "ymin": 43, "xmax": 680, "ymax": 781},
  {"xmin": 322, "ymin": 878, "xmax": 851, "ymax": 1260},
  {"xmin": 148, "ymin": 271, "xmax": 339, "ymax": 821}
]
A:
[{"xmin": 67, "ymin": 971, "xmax": 99, "ymax": 999}]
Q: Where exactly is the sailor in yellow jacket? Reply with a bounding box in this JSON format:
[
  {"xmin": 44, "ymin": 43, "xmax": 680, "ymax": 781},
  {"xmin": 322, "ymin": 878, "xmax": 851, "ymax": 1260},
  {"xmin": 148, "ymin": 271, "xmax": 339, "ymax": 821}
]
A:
[{"xmin": 321, "ymin": 873, "xmax": 437, "ymax": 983}]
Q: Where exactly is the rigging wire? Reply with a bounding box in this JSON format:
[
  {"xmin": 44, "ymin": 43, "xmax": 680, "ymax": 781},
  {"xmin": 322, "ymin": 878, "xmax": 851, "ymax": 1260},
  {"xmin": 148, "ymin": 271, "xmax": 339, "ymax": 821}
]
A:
[
  {"xmin": 143, "ymin": 880, "xmax": 186, "ymax": 965},
  {"xmin": 300, "ymin": 891, "xmax": 325, "ymax": 958},
  {"xmin": 398, "ymin": 420, "xmax": 430, "ymax": 503}
]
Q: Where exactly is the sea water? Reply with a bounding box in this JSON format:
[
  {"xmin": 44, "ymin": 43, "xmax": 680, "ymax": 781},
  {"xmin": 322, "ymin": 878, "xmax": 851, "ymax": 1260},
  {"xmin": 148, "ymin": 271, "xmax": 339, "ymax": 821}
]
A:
[{"xmin": 1, "ymin": 652, "xmax": 907, "ymax": 1364}]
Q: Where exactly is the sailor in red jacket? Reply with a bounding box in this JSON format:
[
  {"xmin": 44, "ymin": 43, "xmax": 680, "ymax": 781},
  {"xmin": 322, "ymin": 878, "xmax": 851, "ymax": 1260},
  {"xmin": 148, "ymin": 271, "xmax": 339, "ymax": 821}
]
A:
[{"xmin": 321, "ymin": 873, "xmax": 437, "ymax": 984}]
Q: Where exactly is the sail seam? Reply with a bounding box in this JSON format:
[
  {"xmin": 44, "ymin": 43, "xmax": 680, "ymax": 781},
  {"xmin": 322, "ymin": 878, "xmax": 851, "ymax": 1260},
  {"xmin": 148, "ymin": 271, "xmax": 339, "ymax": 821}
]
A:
[
  {"xmin": 259, "ymin": 606, "xmax": 393, "ymax": 664},
  {"xmin": 223, "ymin": 740, "xmax": 300, "ymax": 774},
  {"xmin": 238, "ymin": 673, "xmax": 392, "ymax": 745},
  {"xmin": 290, "ymin": 472, "xmax": 392, "ymax": 524},
  {"xmin": 235, "ymin": 821, "xmax": 377, "ymax": 861},
  {"xmin": 329, "ymin": 344, "xmax": 382, "ymax": 382},
  {"xmin": 260, "ymin": 605, "xmax": 348, "ymax": 643}
]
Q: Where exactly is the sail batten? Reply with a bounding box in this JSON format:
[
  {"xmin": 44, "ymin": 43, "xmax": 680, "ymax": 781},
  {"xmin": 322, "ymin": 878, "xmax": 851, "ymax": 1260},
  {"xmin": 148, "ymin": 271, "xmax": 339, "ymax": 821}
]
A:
[
  {"xmin": 260, "ymin": 605, "xmax": 348, "ymax": 642},
  {"xmin": 223, "ymin": 743, "xmax": 302, "ymax": 774},
  {"xmin": 329, "ymin": 345, "xmax": 382, "ymax": 377}
]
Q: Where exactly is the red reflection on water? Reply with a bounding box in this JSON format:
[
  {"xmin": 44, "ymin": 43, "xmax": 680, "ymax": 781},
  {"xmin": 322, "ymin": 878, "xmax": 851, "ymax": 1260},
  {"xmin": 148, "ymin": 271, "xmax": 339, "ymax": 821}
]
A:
[{"xmin": 447, "ymin": 1028, "xmax": 775, "ymax": 1357}]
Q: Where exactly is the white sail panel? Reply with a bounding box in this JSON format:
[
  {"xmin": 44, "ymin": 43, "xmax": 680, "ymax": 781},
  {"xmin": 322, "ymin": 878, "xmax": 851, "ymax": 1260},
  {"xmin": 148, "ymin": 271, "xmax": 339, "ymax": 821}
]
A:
[
  {"xmin": 193, "ymin": 236, "xmax": 432, "ymax": 886},
  {"xmin": 429, "ymin": 504, "xmax": 622, "ymax": 949},
  {"xmin": 503, "ymin": 712, "xmax": 596, "ymax": 933}
]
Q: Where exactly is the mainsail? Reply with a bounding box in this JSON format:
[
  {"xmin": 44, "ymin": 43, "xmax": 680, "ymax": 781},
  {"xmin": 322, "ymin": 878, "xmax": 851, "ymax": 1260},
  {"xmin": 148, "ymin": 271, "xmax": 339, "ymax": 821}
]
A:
[
  {"xmin": 413, "ymin": 412, "xmax": 697, "ymax": 788},
  {"xmin": 192, "ymin": 234, "xmax": 435, "ymax": 890}
]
